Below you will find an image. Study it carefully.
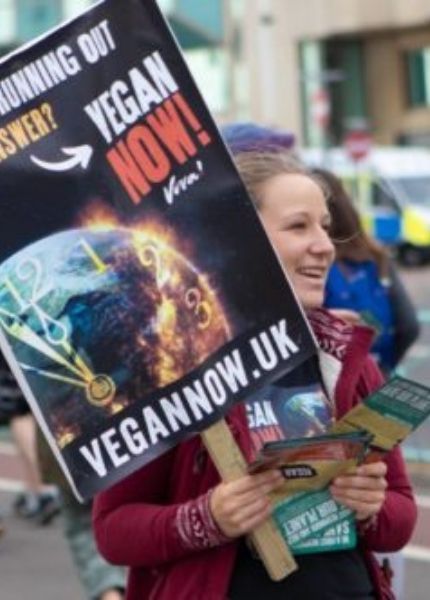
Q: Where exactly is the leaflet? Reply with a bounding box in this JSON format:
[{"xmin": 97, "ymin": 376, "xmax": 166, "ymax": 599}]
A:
[
  {"xmin": 249, "ymin": 430, "xmax": 371, "ymax": 499},
  {"xmin": 273, "ymin": 489, "xmax": 356, "ymax": 554},
  {"xmin": 330, "ymin": 376, "xmax": 430, "ymax": 453},
  {"xmin": 254, "ymin": 375, "xmax": 430, "ymax": 555}
]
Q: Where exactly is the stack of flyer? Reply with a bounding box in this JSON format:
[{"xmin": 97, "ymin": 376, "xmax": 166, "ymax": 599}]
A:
[{"xmin": 249, "ymin": 376, "xmax": 430, "ymax": 555}]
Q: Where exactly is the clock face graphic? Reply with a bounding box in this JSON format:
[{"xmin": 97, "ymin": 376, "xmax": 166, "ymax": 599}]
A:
[{"xmin": 0, "ymin": 226, "xmax": 231, "ymax": 448}]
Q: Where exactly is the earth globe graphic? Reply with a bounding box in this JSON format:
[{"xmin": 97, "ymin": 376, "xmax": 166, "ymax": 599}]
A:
[{"xmin": 0, "ymin": 227, "xmax": 231, "ymax": 447}]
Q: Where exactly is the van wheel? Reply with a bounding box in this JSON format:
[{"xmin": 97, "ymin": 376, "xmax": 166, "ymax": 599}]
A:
[{"xmin": 398, "ymin": 244, "xmax": 424, "ymax": 266}]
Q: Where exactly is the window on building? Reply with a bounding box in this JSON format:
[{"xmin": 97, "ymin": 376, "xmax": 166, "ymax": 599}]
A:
[
  {"xmin": 185, "ymin": 48, "xmax": 230, "ymax": 115},
  {"xmin": 0, "ymin": 0, "xmax": 15, "ymax": 46},
  {"xmin": 406, "ymin": 47, "xmax": 430, "ymax": 107},
  {"xmin": 16, "ymin": 0, "xmax": 62, "ymax": 42}
]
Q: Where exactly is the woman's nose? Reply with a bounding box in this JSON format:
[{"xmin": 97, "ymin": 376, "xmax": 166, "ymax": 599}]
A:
[{"xmin": 311, "ymin": 227, "xmax": 335, "ymax": 255}]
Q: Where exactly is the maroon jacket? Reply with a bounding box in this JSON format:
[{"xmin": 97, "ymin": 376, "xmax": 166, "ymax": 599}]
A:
[{"xmin": 93, "ymin": 309, "xmax": 417, "ymax": 600}]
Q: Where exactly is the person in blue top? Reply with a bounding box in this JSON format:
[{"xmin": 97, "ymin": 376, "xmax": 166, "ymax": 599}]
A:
[{"xmin": 316, "ymin": 168, "xmax": 420, "ymax": 374}]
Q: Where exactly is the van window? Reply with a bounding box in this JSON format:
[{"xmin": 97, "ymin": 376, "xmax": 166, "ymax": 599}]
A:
[
  {"xmin": 371, "ymin": 180, "xmax": 401, "ymax": 211},
  {"xmin": 388, "ymin": 177, "xmax": 430, "ymax": 207}
]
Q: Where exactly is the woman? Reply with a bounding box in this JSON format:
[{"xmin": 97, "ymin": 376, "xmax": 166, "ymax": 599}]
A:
[
  {"xmin": 316, "ymin": 168, "xmax": 420, "ymax": 374},
  {"xmin": 93, "ymin": 149, "xmax": 416, "ymax": 599}
]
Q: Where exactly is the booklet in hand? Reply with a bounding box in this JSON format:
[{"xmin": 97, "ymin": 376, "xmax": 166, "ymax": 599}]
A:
[
  {"xmin": 248, "ymin": 430, "xmax": 372, "ymax": 498},
  {"xmin": 248, "ymin": 431, "xmax": 372, "ymax": 555},
  {"xmin": 251, "ymin": 375, "xmax": 430, "ymax": 556}
]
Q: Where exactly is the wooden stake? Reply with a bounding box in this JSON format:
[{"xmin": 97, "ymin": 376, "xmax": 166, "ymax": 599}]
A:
[{"xmin": 201, "ymin": 419, "xmax": 297, "ymax": 581}]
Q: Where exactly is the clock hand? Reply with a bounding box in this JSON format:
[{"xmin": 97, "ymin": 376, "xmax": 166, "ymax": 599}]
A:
[
  {"xmin": 0, "ymin": 307, "xmax": 93, "ymax": 382},
  {"xmin": 1, "ymin": 308, "xmax": 116, "ymax": 406},
  {"xmin": 57, "ymin": 338, "xmax": 95, "ymax": 381},
  {"xmin": 33, "ymin": 304, "xmax": 70, "ymax": 345},
  {"xmin": 19, "ymin": 362, "xmax": 87, "ymax": 388},
  {"xmin": 3, "ymin": 273, "xmax": 70, "ymax": 346}
]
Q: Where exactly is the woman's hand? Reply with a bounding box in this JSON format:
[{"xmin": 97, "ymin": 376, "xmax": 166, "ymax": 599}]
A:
[
  {"xmin": 330, "ymin": 461, "xmax": 387, "ymax": 521},
  {"xmin": 210, "ymin": 470, "xmax": 283, "ymax": 538}
]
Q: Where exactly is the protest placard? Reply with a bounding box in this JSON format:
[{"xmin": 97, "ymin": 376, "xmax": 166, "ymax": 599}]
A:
[{"xmin": 0, "ymin": 0, "xmax": 315, "ymax": 508}]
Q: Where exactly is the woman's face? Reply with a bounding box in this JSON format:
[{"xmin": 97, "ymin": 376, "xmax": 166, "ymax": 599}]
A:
[{"xmin": 258, "ymin": 173, "xmax": 335, "ymax": 310}]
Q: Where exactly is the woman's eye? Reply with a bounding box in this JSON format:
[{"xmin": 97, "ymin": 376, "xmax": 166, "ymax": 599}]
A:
[{"xmin": 288, "ymin": 222, "xmax": 306, "ymax": 230}]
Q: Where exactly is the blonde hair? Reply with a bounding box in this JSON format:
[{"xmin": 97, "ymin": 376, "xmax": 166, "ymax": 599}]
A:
[{"xmin": 233, "ymin": 150, "xmax": 326, "ymax": 209}]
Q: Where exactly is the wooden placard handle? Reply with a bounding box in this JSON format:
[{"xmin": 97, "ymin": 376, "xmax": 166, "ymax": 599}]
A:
[{"xmin": 201, "ymin": 419, "xmax": 297, "ymax": 581}]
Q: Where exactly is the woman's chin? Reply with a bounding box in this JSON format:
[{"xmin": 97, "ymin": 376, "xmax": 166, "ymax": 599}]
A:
[{"xmin": 298, "ymin": 289, "xmax": 324, "ymax": 311}]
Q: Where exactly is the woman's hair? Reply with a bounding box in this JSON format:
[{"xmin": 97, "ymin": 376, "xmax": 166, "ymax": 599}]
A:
[
  {"xmin": 313, "ymin": 168, "xmax": 389, "ymax": 276},
  {"xmin": 233, "ymin": 150, "xmax": 324, "ymax": 209}
]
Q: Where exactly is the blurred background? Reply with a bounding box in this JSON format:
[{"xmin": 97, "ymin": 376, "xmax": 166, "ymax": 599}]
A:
[
  {"xmin": 1, "ymin": 1, "xmax": 430, "ymax": 598},
  {"xmin": 0, "ymin": 0, "xmax": 430, "ymax": 144}
]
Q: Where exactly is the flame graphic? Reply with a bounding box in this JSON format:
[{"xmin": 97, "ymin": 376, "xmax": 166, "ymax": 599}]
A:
[{"xmin": 77, "ymin": 199, "xmax": 119, "ymax": 230}]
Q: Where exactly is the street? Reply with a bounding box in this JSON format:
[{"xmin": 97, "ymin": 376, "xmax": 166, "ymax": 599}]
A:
[
  {"xmin": 373, "ymin": 264, "xmax": 430, "ymax": 599},
  {"xmin": 0, "ymin": 264, "xmax": 430, "ymax": 599},
  {"xmin": 0, "ymin": 446, "xmax": 84, "ymax": 599},
  {"xmin": 398, "ymin": 266, "xmax": 430, "ymax": 465}
]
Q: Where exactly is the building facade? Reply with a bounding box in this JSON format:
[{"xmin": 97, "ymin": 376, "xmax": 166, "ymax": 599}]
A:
[
  {"xmin": 236, "ymin": 0, "xmax": 430, "ymax": 146},
  {"xmin": 0, "ymin": 0, "xmax": 231, "ymax": 116},
  {"xmin": 2, "ymin": 1, "xmax": 430, "ymax": 147}
]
